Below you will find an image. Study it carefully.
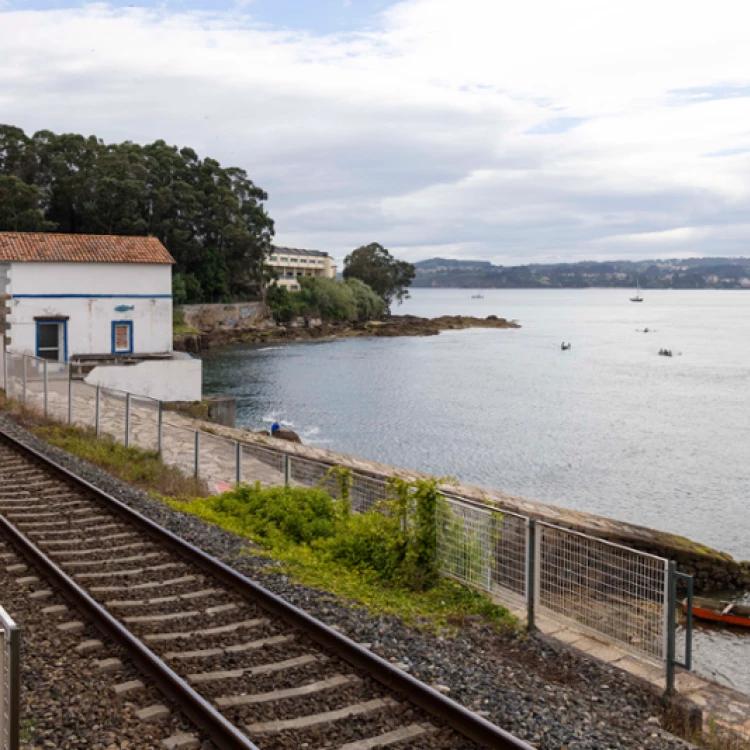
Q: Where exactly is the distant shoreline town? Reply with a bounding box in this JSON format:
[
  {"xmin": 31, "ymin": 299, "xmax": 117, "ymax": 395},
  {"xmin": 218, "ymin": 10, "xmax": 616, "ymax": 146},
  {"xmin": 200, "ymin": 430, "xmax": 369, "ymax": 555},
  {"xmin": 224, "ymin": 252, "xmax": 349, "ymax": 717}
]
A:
[{"xmin": 412, "ymin": 257, "xmax": 750, "ymax": 289}]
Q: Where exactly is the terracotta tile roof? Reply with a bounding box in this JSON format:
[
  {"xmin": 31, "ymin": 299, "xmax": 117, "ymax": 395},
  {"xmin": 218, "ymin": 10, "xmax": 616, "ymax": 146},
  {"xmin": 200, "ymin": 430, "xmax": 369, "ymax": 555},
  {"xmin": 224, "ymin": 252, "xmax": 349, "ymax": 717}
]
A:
[{"xmin": 0, "ymin": 232, "xmax": 175, "ymax": 264}]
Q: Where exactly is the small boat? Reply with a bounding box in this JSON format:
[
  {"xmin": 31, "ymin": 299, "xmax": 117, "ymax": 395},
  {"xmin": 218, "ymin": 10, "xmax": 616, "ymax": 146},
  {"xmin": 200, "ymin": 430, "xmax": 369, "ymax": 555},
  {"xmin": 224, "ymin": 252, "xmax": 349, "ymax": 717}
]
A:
[
  {"xmin": 630, "ymin": 279, "xmax": 643, "ymax": 302},
  {"xmin": 561, "ymin": 342, "xmax": 571, "ymax": 351},
  {"xmin": 683, "ymin": 597, "xmax": 750, "ymax": 628},
  {"xmin": 471, "ymin": 292, "xmax": 484, "ymax": 299}
]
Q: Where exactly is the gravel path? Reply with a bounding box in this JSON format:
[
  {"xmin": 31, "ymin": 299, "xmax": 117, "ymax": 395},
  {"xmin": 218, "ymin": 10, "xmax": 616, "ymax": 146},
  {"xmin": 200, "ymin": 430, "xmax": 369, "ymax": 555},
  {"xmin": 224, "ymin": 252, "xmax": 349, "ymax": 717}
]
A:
[{"xmin": 0, "ymin": 414, "xmax": 694, "ymax": 750}]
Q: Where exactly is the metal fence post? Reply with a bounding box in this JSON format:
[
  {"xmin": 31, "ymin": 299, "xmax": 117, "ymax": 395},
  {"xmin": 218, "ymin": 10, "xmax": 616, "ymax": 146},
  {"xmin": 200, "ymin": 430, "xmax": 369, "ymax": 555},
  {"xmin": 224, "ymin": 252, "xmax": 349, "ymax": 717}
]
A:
[
  {"xmin": 21, "ymin": 355, "xmax": 27, "ymax": 405},
  {"xmin": 67, "ymin": 364, "xmax": 72, "ymax": 424},
  {"xmin": 235, "ymin": 441, "xmax": 242, "ymax": 485},
  {"xmin": 194, "ymin": 431, "xmax": 200, "ymax": 478},
  {"xmin": 284, "ymin": 454, "xmax": 290, "ymax": 486},
  {"xmin": 1, "ymin": 605, "xmax": 21, "ymax": 750},
  {"xmin": 157, "ymin": 401, "xmax": 163, "ymax": 455},
  {"xmin": 43, "ymin": 360, "xmax": 48, "ymax": 417},
  {"xmin": 9, "ymin": 622, "xmax": 20, "ymax": 750},
  {"xmin": 526, "ymin": 518, "xmax": 537, "ymax": 631},
  {"xmin": 125, "ymin": 393, "xmax": 131, "ymax": 448},
  {"xmin": 95, "ymin": 386, "xmax": 101, "ymax": 436},
  {"xmin": 665, "ymin": 560, "xmax": 677, "ymax": 695},
  {"xmin": 1, "ymin": 336, "xmax": 6, "ymax": 393}
]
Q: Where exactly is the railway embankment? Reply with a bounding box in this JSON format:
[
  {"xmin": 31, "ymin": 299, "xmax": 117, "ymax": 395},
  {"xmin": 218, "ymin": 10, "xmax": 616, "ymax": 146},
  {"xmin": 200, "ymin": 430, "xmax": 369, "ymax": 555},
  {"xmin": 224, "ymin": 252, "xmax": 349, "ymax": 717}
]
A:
[{"xmin": 0, "ymin": 413, "xmax": 694, "ymax": 750}]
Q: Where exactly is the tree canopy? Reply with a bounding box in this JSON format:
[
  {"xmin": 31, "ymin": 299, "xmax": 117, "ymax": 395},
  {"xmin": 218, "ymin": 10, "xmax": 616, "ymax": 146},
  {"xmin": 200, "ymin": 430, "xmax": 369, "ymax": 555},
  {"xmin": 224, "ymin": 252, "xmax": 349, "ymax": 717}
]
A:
[
  {"xmin": 0, "ymin": 124, "xmax": 274, "ymax": 303},
  {"xmin": 266, "ymin": 277, "xmax": 386, "ymax": 324},
  {"xmin": 343, "ymin": 242, "xmax": 415, "ymax": 309}
]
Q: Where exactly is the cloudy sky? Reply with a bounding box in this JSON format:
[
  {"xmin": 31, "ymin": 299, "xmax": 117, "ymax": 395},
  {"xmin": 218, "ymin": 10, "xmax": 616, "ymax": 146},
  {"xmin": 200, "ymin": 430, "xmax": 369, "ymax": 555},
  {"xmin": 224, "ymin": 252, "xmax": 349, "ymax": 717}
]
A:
[{"xmin": 2, "ymin": 0, "xmax": 750, "ymax": 266}]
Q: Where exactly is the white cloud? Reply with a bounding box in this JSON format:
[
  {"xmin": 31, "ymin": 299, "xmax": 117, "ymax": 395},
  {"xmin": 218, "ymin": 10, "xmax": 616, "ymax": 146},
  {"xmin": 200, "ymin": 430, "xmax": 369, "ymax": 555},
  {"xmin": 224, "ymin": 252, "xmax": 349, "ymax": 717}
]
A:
[{"xmin": 1, "ymin": 1, "xmax": 750, "ymax": 264}]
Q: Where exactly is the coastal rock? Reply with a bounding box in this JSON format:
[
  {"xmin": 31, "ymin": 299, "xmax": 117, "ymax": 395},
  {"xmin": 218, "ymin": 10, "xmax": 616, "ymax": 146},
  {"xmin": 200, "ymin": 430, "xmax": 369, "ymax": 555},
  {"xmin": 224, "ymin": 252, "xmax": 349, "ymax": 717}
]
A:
[{"xmin": 272, "ymin": 427, "xmax": 302, "ymax": 444}]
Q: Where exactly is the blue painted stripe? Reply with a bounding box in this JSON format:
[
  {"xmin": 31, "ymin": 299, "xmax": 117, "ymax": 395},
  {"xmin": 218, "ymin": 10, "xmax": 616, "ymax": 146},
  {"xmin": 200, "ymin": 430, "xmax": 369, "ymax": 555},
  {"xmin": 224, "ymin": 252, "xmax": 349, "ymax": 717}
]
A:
[{"xmin": 13, "ymin": 294, "xmax": 172, "ymax": 299}]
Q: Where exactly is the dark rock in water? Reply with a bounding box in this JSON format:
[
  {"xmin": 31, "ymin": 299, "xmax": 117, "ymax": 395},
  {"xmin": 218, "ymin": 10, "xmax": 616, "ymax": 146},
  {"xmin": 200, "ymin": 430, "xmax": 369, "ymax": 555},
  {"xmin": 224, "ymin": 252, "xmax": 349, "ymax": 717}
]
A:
[{"xmin": 272, "ymin": 427, "xmax": 301, "ymax": 443}]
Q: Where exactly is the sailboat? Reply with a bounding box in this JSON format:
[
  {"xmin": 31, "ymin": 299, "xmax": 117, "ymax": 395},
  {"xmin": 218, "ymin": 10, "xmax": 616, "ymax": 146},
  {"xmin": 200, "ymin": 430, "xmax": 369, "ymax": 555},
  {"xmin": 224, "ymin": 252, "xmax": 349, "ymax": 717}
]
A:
[{"xmin": 630, "ymin": 279, "xmax": 643, "ymax": 303}]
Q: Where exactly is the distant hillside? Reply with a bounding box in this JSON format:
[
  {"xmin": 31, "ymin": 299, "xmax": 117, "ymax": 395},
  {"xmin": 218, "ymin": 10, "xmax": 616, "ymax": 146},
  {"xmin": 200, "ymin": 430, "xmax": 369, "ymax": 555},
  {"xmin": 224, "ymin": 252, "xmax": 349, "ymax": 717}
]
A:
[
  {"xmin": 412, "ymin": 257, "xmax": 750, "ymax": 289},
  {"xmin": 415, "ymin": 258, "xmax": 493, "ymax": 271}
]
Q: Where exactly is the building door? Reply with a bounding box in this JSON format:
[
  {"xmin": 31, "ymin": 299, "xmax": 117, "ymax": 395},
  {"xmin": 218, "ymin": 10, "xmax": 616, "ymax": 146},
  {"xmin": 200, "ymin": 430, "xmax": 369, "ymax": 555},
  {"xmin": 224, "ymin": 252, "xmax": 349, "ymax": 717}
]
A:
[{"xmin": 36, "ymin": 321, "xmax": 66, "ymax": 362}]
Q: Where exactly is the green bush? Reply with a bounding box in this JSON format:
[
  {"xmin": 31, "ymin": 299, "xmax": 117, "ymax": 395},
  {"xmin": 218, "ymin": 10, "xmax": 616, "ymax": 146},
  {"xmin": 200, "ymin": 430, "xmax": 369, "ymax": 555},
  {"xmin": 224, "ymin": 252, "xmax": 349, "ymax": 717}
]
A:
[
  {"xmin": 169, "ymin": 476, "xmax": 515, "ymax": 629},
  {"xmin": 265, "ymin": 277, "xmax": 385, "ymax": 324},
  {"xmin": 171, "ymin": 477, "xmax": 440, "ymax": 590},
  {"xmin": 265, "ymin": 283, "xmax": 308, "ymax": 323}
]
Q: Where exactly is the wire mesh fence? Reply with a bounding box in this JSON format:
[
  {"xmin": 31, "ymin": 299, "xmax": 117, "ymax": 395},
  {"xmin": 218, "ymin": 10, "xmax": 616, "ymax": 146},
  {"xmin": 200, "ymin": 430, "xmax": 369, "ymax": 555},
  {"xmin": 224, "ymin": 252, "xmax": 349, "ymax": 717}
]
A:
[
  {"xmin": 129, "ymin": 396, "xmax": 160, "ymax": 453},
  {"xmin": 0, "ymin": 347, "xmax": 672, "ymax": 666},
  {"xmin": 537, "ymin": 522, "xmax": 668, "ymax": 662},
  {"xmin": 437, "ymin": 496, "xmax": 493, "ymax": 591},
  {"xmin": 98, "ymin": 388, "xmax": 126, "ymax": 443},
  {"xmin": 198, "ymin": 431, "xmax": 238, "ymax": 486}
]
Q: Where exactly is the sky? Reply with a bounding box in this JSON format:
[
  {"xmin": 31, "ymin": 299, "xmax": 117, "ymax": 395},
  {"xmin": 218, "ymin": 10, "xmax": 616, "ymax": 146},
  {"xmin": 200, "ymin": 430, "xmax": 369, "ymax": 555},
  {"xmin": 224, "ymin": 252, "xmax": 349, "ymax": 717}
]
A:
[{"xmin": 2, "ymin": 1, "xmax": 750, "ymax": 266}]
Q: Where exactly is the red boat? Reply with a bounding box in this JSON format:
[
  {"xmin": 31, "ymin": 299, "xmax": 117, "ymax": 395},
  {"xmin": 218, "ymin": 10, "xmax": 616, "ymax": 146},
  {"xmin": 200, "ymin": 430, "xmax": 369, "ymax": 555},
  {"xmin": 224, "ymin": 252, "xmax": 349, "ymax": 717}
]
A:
[{"xmin": 683, "ymin": 597, "xmax": 750, "ymax": 628}]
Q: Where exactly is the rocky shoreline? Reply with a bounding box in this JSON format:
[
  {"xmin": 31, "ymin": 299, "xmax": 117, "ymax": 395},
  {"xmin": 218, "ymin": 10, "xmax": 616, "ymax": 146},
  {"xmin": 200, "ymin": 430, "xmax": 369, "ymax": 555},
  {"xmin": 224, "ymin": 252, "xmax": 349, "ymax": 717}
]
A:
[{"xmin": 174, "ymin": 313, "xmax": 519, "ymax": 353}]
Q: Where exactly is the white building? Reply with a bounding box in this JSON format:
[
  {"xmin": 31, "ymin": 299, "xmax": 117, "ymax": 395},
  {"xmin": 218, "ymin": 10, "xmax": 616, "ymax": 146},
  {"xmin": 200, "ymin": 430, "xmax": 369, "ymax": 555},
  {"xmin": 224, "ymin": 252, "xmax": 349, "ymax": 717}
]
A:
[
  {"xmin": 267, "ymin": 246, "xmax": 337, "ymax": 291},
  {"xmin": 0, "ymin": 232, "xmax": 201, "ymax": 401}
]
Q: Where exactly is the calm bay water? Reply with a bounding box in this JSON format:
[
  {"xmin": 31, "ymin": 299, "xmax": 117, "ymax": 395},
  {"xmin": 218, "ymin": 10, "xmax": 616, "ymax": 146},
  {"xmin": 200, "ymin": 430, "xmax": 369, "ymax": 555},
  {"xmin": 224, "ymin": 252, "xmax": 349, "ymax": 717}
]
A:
[{"xmin": 202, "ymin": 288, "xmax": 750, "ymax": 692}]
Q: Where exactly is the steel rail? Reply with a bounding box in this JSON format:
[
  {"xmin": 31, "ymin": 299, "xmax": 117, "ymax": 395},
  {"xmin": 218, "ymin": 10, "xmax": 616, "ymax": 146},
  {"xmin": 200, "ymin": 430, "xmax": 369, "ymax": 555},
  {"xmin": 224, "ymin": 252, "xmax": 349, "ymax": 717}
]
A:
[
  {"xmin": 0, "ymin": 514, "xmax": 260, "ymax": 750},
  {"xmin": 0, "ymin": 427, "xmax": 536, "ymax": 750}
]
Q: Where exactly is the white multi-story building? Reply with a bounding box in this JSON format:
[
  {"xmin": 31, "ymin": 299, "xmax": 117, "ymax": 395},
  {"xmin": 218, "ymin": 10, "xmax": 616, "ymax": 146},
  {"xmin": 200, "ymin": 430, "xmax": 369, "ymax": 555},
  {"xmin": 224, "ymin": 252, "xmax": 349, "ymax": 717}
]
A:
[{"xmin": 266, "ymin": 247, "xmax": 337, "ymax": 291}]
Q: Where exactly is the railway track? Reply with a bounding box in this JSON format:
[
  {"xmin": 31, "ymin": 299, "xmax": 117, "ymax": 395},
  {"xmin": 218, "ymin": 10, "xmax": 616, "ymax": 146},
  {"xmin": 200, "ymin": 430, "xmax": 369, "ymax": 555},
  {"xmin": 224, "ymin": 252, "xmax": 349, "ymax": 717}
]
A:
[{"xmin": 0, "ymin": 428, "xmax": 534, "ymax": 750}]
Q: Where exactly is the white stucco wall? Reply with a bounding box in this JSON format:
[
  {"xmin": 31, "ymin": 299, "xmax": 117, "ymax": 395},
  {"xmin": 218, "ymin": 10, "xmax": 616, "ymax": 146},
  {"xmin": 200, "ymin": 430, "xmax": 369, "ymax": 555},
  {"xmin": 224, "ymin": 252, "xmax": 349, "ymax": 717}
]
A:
[
  {"xmin": 85, "ymin": 356, "xmax": 202, "ymax": 402},
  {"xmin": 6, "ymin": 262, "xmax": 172, "ymax": 359}
]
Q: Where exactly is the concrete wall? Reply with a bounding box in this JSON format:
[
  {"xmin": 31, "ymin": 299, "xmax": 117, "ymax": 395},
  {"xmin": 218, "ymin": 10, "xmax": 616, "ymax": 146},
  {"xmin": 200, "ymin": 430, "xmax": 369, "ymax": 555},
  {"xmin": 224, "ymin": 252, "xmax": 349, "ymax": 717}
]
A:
[
  {"xmin": 85, "ymin": 354, "xmax": 201, "ymax": 402},
  {"xmin": 179, "ymin": 302, "xmax": 271, "ymax": 332},
  {"xmin": 6, "ymin": 262, "xmax": 172, "ymax": 359}
]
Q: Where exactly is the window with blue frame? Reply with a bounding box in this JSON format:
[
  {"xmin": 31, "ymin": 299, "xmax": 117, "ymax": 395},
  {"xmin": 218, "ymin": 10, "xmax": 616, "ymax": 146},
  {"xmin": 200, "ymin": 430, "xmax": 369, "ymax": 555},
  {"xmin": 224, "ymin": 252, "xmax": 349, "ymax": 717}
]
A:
[
  {"xmin": 36, "ymin": 319, "xmax": 67, "ymax": 362},
  {"xmin": 112, "ymin": 321, "xmax": 133, "ymax": 354}
]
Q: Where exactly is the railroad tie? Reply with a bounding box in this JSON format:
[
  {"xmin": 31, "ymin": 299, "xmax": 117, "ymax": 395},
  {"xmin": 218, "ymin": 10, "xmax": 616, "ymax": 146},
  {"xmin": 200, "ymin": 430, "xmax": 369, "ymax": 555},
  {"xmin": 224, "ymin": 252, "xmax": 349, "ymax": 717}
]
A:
[
  {"xmin": 76, "ymin": 562, "xmax": 185, "ymax": 580},
  {"xmin": 90, "ymin": 574, "xmax": 198, "ymax": 593},
  {"xmin": 63, "ymin": 552, "xmax": 164, "ymax": 568},
  {"xmin": 332, "ymin": 723, "xmax": 438, "ymax": 750},
  {"xmin": 188, "ymin": 654, "xmax": 322, "ymax": 685},
  {"xmin": 51, "ymin": 542, "xmax": 151, "ymax": 557},
  {"xmin": 246, "ymin": 697, "xmax": 397, "ymax": 735},
  {"xmin": 144, "ymin": 617, "xmax": 269, "ymax": 643},
  {"xmin": 123, "ymin": 610, "xmax": 201, "ymax": 624},
  {"xmin": 216, "ymin": 674, "xmax": 359, "ymax": 708},
  {"xmin": 164, "ymin": 633, "xmax": 292, "ymax": 661},
  {"xmin": 106, "ymin": 588, "xmax": 221, "ymax": 608}
]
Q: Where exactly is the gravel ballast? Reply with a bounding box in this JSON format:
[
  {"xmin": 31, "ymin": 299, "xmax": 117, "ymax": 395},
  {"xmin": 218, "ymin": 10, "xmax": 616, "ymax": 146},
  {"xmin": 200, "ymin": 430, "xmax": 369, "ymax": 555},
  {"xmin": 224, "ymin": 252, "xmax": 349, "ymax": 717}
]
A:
[
  {"xmin": 0, "ymin": 414, "xmax": 694, "ymax": 750},
  {"xmin": 0, "ymin": 538, "xmax": 211, "ymax": 749}
]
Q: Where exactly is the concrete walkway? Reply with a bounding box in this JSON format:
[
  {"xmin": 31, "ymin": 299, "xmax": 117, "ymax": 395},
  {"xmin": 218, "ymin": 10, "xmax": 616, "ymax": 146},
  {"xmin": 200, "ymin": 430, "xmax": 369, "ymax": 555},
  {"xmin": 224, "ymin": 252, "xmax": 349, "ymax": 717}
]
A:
[{"xmin": 19, "ymin": 379, "xmax": 286, "ymax": 489}]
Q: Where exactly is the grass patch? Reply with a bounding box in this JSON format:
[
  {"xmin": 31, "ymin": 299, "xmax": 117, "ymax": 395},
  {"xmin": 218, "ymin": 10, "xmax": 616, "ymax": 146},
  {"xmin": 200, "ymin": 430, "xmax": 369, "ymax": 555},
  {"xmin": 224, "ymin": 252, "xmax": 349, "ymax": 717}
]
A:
[
  {"xmin": 168, "ymin": 482, "xmax": 515, "ymax": 630},
  {"xmin": 173, "ymin": 309, "xmax": 200, "ymax": 336},
  {"xmin": 32, "ymin": 423, "xmax": 209, "ymax": 500}
]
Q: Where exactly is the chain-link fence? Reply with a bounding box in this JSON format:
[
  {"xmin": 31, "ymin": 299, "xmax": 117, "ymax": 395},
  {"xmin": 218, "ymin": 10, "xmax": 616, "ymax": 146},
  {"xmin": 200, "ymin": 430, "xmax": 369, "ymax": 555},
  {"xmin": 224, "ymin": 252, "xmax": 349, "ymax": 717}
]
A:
[{"xmin": 0, "ymin": 346, "xmax": 671, "ymax": 666}]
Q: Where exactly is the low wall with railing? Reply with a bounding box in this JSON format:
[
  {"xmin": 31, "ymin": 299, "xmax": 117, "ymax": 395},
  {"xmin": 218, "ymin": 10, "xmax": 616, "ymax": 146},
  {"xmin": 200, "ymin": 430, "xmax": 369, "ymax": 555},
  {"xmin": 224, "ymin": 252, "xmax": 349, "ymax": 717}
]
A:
[{"xmin": 0, "ymin": 347, "xmax": 679, "ymax": 668}]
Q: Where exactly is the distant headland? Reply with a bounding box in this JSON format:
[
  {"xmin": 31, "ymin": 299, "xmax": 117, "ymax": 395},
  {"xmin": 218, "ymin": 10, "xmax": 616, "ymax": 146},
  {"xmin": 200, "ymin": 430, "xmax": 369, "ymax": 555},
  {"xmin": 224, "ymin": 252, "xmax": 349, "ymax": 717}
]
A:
[{"xmin": 413, "ymin": 256, "xmax": 750, "ymax": 290}]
